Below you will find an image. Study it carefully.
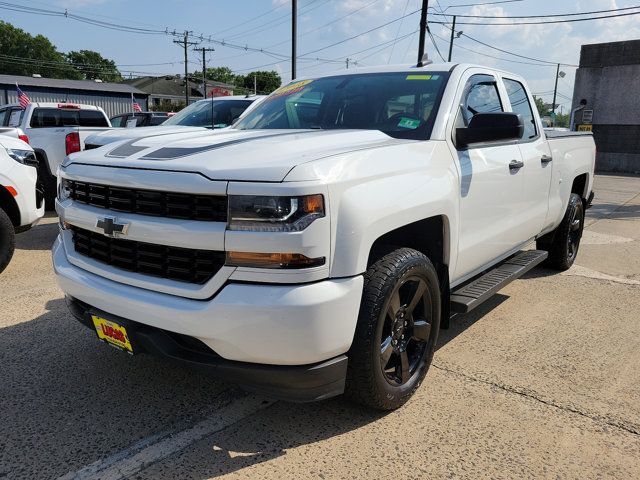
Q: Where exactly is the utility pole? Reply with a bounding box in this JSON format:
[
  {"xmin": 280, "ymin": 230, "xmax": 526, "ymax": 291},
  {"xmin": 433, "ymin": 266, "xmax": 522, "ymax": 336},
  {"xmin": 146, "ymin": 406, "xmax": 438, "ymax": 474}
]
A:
[
  {"xmin": 193, "ymin": 46, "xmax": 215, "ymax": 99},
  {"xmin": 173, "ymin": 31, "xmax": 198, "ymax": 105},
  {"xmin": 552, "ymin": 63, "xmax": 560, "ymax": 117},
  {"xmin": 416, "ymin": 0, "xmax": 429, "ymax": 67},
  {"xmin": 448, "ymin": 15, "xmax": 457, "ymax": 62},
  {"xmin": 291, "ymin": 0, "xmax": 297, "ymax": 80},
  {"xmin": 254, "ymin": 74, "xmax": 257, "ymax": 95},
  {"xmin": 346, "ymin": 58, "xmax": 350, "ymax": 69}
]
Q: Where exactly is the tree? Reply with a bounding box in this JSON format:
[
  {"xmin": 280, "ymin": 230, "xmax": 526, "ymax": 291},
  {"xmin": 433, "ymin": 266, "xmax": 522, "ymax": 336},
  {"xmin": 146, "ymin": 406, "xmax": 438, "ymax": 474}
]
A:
[
  {"xmin": 203, "ymin": 66, "xmax": 240, "ymax": 85},
  {"xmin": 532, "ymin": 95, "xmax": 548, "ymax": 118},
  {"xmin": 67, "ymin": 50, "xmax": 122, "ymax": 82},
  {"xmin": 241, "ymin": 70, "xmax": 281, "ymax": 94},
  {"xmin": 0, "ymin": 21, "xmax": 81, "ymax": 79}
]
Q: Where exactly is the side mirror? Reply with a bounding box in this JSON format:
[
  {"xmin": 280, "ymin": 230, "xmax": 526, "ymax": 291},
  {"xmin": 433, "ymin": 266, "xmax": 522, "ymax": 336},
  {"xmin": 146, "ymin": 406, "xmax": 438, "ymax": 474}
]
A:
[{"xmin": 456, "ymin": 112, "xmax": 523, "ymax": 149}]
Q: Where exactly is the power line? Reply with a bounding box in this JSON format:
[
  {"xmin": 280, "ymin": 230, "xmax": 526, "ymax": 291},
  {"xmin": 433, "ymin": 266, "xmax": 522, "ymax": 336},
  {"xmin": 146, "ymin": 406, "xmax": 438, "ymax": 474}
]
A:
[
  {"xmin": 430, "ymin": 31, "xmax": 559, "ymax": 66},
  {"xmin": 300, "ymin": 7, "xmax": 421, "ymax": 57},
  {"xmin": 460, "ymin": 32, "xmax": 578, "ymax": 66},
  {"xmin": 428, "ymin": 10, "xmax": 640, "ymax": 25},
  {"xmin": 265, "ymin": 0, "xmax": 380, "ymax": 50},
  {"xmin": 388, "ymin": 0, "xmax": 412, "ymax": 64},
  {"xmin": 211, "ymin": 1, "xmax": 288, "ymax": 36},
  {"xmin": 429, "ymin": 5, "xmax": 640, "ymax": 19}
]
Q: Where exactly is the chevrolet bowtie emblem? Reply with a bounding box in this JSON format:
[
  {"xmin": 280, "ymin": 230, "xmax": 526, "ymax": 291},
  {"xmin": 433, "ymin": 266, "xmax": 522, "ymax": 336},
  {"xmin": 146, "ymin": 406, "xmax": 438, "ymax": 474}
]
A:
[{"xmin": 96, "ymin": 216, "xmax": 129, "ymax": 237}]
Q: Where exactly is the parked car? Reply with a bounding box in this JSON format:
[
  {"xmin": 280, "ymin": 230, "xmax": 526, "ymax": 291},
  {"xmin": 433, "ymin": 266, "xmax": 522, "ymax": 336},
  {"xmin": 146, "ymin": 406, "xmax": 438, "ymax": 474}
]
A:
[
  {"xmin": 83, "ymin": 95, "xmax": 265, "ymax": 150},
  {"xmin": 0, "ymin": 127, "xmax": 30, "ymax": 143},
  {"xmin": 0, "ymin": 135, "xmax": 44, "ymax": 273},
  {"xmin": 53, "ymin": 64, "xmax": 595, "ymax": 409},
  {"xmin": 109, "ymin": 112, "xmax": 170, "ymax": 128},
  {"xmin": 0, "ymin": 102, "xmax": 111, "ymax": 208}
]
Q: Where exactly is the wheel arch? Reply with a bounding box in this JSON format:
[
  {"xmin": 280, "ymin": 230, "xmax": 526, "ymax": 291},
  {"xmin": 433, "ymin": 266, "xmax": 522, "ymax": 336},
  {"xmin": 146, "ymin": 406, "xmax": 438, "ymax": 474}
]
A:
[
  {"xmin": 366, "ymin": 215, "xmax": 450, "ymax": 270},
  {"xmin": 571, "ymin": 172, "xmax": 589, "ymax": 200},
  {"xmin": 0, "ymin": 186, "xmax": 21, "ymax": 226}
]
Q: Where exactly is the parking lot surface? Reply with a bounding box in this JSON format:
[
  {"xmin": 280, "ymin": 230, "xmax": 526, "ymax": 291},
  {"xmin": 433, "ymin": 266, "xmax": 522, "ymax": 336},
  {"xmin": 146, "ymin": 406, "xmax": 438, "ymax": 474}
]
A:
[{"xmin": 1, "ymin": 174, "xmax": 639, "ymax": 479}]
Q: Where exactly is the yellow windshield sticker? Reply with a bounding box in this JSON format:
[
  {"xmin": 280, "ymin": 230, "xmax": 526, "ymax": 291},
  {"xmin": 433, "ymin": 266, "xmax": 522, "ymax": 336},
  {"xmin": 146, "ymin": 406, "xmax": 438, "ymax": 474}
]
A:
[
  {"xmin": 270, "ymin": 79, "xmax": 313, "ymax": 98},
  {"xmin": 406, "ymin": 74, "xmax": 432, "ymax": 80}
]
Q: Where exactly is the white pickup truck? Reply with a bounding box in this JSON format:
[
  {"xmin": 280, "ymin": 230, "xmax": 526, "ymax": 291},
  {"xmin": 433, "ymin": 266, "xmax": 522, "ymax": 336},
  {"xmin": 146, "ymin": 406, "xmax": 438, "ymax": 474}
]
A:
[
  {"xmin": 53, "ymin": 64, "xmax": 595, "ymax": 410},
  {"xmin": 0, "ymin": 102, "xmax": 111, "ymax": 208},
  {"xmin": 0, "ymin": 135, "xmax": 44, "ymax": 272}
]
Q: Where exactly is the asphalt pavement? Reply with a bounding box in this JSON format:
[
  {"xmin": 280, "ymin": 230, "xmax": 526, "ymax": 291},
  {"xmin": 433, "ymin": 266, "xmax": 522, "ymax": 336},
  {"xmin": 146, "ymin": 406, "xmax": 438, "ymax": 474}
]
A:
[{"xmin": 1, "ymin": 174, "xmax": 638, "ymax": 479}]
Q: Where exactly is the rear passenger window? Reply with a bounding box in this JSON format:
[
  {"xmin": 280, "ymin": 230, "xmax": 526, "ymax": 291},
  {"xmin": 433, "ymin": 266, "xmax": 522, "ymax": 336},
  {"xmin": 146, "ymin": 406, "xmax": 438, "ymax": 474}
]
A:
[
  {"xmin": 79, "ymin": 110, "xmax": 109, "ymax": 127},
  {"xmin": 459, "ymin": 74, "xmax": 503, "ymax": 127},
  {"xmin": 503, "ymin": 78, "xmax": 537, "ymax": 140}
]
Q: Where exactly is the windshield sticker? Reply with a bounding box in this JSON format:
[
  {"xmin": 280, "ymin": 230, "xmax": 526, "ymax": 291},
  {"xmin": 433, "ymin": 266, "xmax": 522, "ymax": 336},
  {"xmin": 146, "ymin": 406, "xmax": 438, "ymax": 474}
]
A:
[
  {"xmin": 397, "ymin": 117, "xmax": 421, "ymax": 129},
  {"xmin": 270, "ymin": 79, "xmax": 313, "ymax": 99},
  {"xmin": 406, "ymin": 74, "xmax": 431, "ymax": 80}
]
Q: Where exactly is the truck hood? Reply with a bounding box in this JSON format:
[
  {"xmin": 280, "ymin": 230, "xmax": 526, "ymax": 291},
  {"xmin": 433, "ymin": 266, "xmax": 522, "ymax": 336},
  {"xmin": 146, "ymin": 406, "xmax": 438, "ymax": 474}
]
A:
[
  {"xmin": 69, "ymin": 129, "xmax": 410, "ymax": 182},
  {"xmin": 85, "ymin": 125, "xmax": 210, "ymax": 147}
]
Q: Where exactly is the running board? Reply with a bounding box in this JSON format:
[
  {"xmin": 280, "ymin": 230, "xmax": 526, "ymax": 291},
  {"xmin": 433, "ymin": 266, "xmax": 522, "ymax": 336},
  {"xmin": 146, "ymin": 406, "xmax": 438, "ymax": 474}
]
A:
[{"xmin": 450, "ymin": 250, "xmax": 548, "ymax": 314}]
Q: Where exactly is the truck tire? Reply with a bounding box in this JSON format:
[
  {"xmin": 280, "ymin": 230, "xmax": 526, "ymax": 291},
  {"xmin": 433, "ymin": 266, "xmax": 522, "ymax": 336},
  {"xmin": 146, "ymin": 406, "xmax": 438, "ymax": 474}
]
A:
[
  {"xmin": 35, "ymin": 155, "xmax": 56, "ymax": 211},
  {"xmin": 537, "ymin": 193, "xmax": 584, "ymax": 271},
  {"xmin": 346, "ymin": 248, "xmax": 441, "ymax": 410},
  {"xmin": 0, "ymin": 208, "xmax": 16, "ymax": 274}
]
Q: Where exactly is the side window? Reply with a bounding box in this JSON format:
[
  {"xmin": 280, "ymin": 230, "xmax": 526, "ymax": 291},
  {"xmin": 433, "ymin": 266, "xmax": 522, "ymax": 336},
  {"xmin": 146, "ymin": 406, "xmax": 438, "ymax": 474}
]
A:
[
  {"xmin": 8, "ymin": 109, "xmax": 24, "ymax": 127},
  {"xmin": 79, "ymin": 110, "xmax": 109, "ymax": 127},
  {"xmin": 0, "ymin": 109, "xmax": 7, "ymax": 126},
  {"xmin": 458, "ymin": 74, "xmax": 503, "ymax": 127},
  {"xmin": 503, "ymin": 78, "xmax": 537, "ymax": 140},
  {"xmin": 110, "ymin": 115, "xmax": 123, "ymax": 127}
]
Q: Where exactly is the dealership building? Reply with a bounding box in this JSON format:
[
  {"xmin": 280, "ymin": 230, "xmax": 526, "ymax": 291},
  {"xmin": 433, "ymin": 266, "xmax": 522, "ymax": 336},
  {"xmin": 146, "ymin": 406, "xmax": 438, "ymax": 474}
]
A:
[
  {"xmin": 0, "ymin": 74, "xmax": 148, "ymax": 117},
  {"xmin": 572, "ymin": 39, "xmax": 640, "ymax": 173}
]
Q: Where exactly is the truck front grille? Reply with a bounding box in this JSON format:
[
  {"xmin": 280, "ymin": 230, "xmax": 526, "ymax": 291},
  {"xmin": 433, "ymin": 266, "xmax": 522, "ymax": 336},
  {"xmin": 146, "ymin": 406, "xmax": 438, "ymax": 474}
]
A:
[
  {"xmin": 71, "ymin": 226, "xmax": 225, "ymax": 284},
  {"xmin": 67, "ymin": 180, "xmax": 227, "ymax": 222}
]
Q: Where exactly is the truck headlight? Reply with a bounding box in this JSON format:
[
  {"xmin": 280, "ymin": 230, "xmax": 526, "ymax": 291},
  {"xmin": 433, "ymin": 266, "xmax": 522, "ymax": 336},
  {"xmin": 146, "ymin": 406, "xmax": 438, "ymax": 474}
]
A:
[
  {"xmin": 228, "ymin": 194, "xmax": 324, "ymax": 232},
  {"xmin": 57, "ymin": 178, "xmax": 72, "ymax": 202},
  {"xmin": 5, "ymin": 148, "xmax": 35, "ymax": 165}
]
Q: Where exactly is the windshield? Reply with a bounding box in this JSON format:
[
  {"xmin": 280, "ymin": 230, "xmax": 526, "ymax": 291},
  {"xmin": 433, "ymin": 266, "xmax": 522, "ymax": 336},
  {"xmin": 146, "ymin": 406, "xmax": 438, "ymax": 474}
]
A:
[
  {"xmin": 163, "ymin": 99, "xmax": 253, "ymax": 128},
  {"xmin": 233, "ymin": 72, "xmax": 449, "ymax": 140}
]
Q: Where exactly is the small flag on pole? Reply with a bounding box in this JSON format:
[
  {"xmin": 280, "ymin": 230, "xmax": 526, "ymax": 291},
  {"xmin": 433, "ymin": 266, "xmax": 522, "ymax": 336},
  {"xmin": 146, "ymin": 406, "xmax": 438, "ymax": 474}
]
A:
[
  {"xmin": 131, "ymin": 93, "xmax": 142, "ymax": 112},
  {"xmin": 16, "ymin": 84, "xmax": 30, "ymax": 110}
]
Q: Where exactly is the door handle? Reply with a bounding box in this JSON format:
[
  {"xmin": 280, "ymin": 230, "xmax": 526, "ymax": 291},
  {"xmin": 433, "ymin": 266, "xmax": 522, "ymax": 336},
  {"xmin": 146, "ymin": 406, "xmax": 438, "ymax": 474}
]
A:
[
  {"xmin": 541, "ymin": 154, "xmax": 553, "ymax": 164},
  {"xmin": 509, "ymin": 160, "xmax": 524, "ymax": 170}
]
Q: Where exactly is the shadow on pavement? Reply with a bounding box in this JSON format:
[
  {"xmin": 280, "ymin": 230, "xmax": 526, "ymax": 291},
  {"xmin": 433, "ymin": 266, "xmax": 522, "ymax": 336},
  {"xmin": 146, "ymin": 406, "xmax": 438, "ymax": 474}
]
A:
[
  {"xmin": 1, "ymin": 268, "xmax": 513, "ymax": 479},
  {"xmin": 16, "ymin": 216, "xmax": 59, "ymax": 251}
]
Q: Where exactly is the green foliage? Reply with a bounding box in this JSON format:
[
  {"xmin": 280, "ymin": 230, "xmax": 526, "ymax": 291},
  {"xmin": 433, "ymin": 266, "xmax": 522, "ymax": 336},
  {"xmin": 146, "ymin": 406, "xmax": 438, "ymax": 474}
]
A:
[
  {"xmin": 554, "ymin": 112, "xmax": 570, "ymax": 128},
  {"xmin": 203, "ymin": 66, "xmax": 239, "ymax": 85},
  {"xmin": 200, "ymin": 67, "xmax": 282, "ymax": 94},
  {"xmin": 0, "ymin": 21, "xmax": 81, "ymax": 79},
  {"xmin": 532, "ymin": 95, "xmax": 548, "ymax": 117},
  {"xmin": 66, "ymin": 50, "xmax": 122, "ymax": 82},
  {"xmin": 239, "ymin": 70, "xmax": 282, "ymax": 94}
]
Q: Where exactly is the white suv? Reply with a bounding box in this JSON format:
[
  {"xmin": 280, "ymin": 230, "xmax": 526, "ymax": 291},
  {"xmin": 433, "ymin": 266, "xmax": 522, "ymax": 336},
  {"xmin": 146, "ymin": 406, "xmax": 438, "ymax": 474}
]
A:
[{"xmin": 0, "ymin": 135, "xmax": 45, "ymax": 273}]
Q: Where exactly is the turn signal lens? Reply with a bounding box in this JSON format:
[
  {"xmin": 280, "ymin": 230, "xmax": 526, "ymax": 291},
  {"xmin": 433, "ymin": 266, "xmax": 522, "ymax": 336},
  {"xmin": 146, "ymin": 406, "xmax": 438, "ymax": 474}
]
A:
[{"xmin": 226, "ymin": 251, "xmax": 325, "ymax": 269}]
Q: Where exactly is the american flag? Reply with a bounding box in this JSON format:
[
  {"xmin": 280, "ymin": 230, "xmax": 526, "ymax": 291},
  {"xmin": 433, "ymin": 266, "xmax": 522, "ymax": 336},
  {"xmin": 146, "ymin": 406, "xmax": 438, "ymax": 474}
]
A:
[
  {"xmin": 131, "ymin": 93, "xmax": 142, "ymax": 112},
  {"xmin": 16, "ymin": 84, "xmax": 30, "ymax": 110}
]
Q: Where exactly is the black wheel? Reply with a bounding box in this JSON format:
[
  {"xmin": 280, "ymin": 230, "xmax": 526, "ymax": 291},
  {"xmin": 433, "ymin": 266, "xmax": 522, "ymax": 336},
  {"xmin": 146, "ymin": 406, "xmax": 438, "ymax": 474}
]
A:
[
  {"xmin": 346, "ymin": 248, "xmax": 441, "ymax": 410},
  {"xmin": 537, "ymin": 193, "xmax": 585, "ymax": 271},
  {"xmin": 0, "ymin": 208, "xmax": 16, "ymax": 274}
]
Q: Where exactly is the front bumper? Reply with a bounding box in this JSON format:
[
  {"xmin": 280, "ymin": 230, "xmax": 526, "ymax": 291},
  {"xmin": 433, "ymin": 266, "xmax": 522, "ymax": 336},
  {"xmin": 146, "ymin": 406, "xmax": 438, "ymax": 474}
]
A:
[
  {"xmin": 67, "ymin": 296, "xmax": 348, "ymax": 402},
  {"xmin": 53, "ymin": 235, "xmax": 363, "ymax": 364}
]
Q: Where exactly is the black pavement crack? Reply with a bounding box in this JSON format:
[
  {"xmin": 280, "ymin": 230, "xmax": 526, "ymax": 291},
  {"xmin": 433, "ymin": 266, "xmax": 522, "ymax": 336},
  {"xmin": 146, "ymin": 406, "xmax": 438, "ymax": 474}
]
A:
[{"xmin": 432, "ymin": 363, "xmax": 640, "ymax": 437}]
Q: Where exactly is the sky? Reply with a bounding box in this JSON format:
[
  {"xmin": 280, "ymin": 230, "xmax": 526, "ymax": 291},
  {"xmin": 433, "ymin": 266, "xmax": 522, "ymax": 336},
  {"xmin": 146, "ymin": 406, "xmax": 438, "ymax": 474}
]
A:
[{"xmin": 2, "ymin": 0, "xmax": 640, "ymax": 111}]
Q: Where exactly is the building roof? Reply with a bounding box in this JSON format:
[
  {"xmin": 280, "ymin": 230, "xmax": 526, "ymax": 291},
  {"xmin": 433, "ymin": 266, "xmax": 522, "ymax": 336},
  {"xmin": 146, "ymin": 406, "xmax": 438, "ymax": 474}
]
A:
[
  {"xmin": 123, "ymin": 76, "xmax": 235, "ymax": 98},
  {"xmin": 0, "ymin": 74, "xmax": 147, "ymax": 95}
]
